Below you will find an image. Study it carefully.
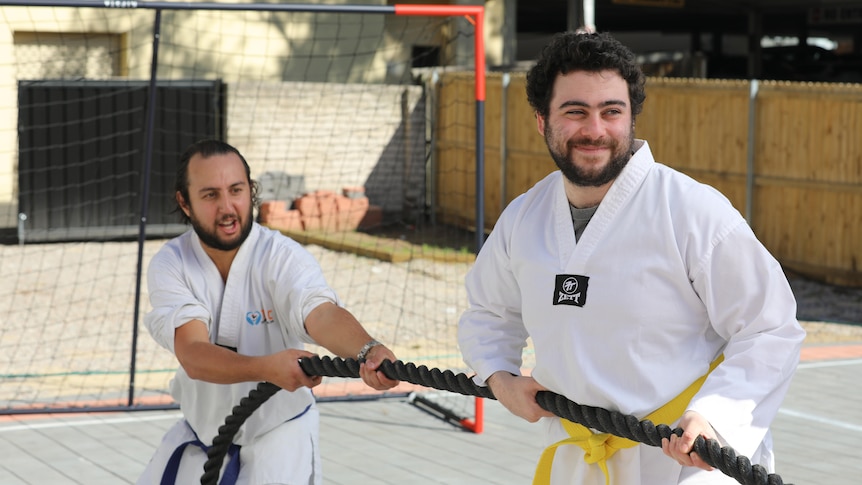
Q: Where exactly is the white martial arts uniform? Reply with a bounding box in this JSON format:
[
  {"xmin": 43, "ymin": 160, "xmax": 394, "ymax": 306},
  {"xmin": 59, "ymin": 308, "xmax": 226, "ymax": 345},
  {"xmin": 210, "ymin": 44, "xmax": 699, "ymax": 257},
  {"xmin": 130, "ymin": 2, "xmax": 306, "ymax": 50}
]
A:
[
  {"xmin": 458, "ymin": 140, "xmax": 806, "ymax": 485},
  {"xmin": 139, "ymin": 223, "xmax": 337, "ymax": 485}
]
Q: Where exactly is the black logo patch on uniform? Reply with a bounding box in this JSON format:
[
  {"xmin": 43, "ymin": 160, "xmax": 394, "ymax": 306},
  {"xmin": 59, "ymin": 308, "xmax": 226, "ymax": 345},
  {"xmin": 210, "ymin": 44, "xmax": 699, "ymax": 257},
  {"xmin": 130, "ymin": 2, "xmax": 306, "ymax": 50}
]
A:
[{"xmin": 553, "ymin": 274, "xmax": 589, "ymax": 307}]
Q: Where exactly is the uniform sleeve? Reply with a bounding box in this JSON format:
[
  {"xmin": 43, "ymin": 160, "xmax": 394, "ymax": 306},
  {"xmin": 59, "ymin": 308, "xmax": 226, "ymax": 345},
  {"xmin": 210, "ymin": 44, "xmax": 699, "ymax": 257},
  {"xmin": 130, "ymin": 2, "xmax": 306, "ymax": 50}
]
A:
[
  {"xmin": 687, "ymin": 221, "xmax": 806, "ymax": 457},
  {"xmin": 270, "ymin": 240, "xmax": 340, "ymax": 346},
  {"xmin": 143, "ymin": 248, "xmax": 212, "ymax": 354},
  {"xmin": 457, "ymin": 215, "xmax": 530, "ymax": 385}
]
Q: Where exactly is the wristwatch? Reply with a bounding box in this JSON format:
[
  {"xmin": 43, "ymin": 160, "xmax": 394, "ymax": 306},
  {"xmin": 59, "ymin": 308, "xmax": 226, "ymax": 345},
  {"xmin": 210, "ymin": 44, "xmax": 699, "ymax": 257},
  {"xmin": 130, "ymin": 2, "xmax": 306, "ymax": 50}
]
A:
[{"xmin": 357, "ymin": 339, "xmax": 381, "ymax": 361}]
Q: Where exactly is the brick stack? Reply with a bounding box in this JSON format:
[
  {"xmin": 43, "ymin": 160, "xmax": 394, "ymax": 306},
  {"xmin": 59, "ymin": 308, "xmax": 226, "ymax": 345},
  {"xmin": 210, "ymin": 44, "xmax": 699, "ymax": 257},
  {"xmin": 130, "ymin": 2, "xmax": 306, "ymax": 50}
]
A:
[{"xmin": 259, "ymin": 186, "xmax": 382, "ymax": 232}]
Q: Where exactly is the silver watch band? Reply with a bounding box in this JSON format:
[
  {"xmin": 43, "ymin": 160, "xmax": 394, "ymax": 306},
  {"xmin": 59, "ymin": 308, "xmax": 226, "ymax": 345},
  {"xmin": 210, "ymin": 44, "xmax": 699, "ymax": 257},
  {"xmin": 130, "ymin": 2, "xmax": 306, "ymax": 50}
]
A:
[{"xmin": 357, "ymin": 339, "xmax": 381, "ymax": 361}]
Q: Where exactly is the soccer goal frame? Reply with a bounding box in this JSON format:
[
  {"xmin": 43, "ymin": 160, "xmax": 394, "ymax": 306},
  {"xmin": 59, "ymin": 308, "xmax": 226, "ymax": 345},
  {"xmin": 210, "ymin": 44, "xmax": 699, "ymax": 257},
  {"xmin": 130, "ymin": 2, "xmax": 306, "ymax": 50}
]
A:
[{"xmin": 0, "ymin": 0, "xmax": 486, "ymax": 433}]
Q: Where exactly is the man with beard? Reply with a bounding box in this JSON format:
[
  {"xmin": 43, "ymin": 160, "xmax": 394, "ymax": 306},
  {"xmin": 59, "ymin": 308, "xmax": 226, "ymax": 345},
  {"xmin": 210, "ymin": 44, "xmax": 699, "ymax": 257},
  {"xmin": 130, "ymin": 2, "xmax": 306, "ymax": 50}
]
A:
[
  {"xmin": 457, "ymin": 32, "xmax": 805, "ymax": 484},
  {"xmin": 138, "ymin": 139, "xmax": 398, "ymax": 485}
]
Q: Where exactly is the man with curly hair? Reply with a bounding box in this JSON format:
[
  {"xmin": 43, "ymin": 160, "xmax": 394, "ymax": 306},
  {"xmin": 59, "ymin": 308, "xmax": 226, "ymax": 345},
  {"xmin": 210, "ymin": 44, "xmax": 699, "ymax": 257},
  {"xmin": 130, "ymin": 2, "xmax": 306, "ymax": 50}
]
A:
[{"xmin": 458, "ymin": 32, "xmax": 805, "ymax": 484}]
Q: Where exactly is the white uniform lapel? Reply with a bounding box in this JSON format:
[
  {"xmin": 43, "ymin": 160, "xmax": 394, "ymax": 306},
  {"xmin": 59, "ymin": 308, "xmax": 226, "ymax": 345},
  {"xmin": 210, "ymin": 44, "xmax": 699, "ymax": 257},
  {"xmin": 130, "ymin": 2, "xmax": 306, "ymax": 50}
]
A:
[
  {"xmin": 189, "ymin": 231, "xmax": 226, "ymax": 344},
  {"xmin": 564, "ymin": 139, "xmax": 654, "ymax": 269},
  {"xmin": 189, "ymin": 223, "xmax": 261, "ymax": 347},
  {"xmin": 218, "ymin": 224, "xmax": 261, "ymax": 348},
  {"xmin": 554, "ymin": 173, "xmax": 578, "ymax": 269}
]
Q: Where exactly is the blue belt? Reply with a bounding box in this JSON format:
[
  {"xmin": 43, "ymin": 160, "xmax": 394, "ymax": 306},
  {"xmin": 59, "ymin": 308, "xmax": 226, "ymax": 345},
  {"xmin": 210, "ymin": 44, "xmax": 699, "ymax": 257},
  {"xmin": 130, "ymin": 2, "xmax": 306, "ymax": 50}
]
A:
[
  {"xmin": 160, "ymin": 403, "xmax": 313, "ymax": 485},
  {"xmin": 160, "ymin": 429, "xmax": 240, "ymax": 485}
]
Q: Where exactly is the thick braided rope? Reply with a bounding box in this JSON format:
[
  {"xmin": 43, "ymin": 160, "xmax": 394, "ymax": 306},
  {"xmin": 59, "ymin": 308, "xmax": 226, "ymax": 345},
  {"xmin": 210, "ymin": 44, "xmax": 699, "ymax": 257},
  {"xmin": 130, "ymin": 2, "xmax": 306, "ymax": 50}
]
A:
[
  {"xmin": 201, "ymin": 381, "xmax": 280, "ymax": 485},
  {"xmin": 201, "ymin": 356, "xmax": 791, "ymax": 485}
]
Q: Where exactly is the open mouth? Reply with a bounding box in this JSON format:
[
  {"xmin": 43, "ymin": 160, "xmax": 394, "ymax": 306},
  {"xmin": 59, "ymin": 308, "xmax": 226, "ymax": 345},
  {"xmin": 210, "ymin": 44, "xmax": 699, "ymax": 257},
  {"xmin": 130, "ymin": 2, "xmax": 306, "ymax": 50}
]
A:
[{"xmin": 218, "ymin": 219, "xmax": 238, "ymax": 234}]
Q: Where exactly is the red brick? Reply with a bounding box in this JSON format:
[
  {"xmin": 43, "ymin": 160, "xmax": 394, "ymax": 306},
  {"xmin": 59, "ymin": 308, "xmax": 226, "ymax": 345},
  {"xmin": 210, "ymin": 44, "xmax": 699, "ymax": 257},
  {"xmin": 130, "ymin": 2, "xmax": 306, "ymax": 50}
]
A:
[
  {"xmin": 343, "ymin": 197, "xmax": 369, "ymax": 231},
  {"xmin": 334, "ymin": 195, "xmax": 353, "ymax": 231},
  {"xmin": 294, "ymin": 194, "xmax": 321, "ymax": 230},
  {"xmin": 259, "ymin": 200, "xmax": 288, "ymax": 223},
  {"xmin": 313, "ymin": 189, "xmax": 337, "ymax": 198},
  {"xmin": 317, "ymin": 191, "xmax": 338, "ymax": 232},
  {"xmin": 358, "ymin": 204, "xmax": 382, "ymax": 230},
  {"xmin": 294, "ymin": 195, "xmax": 320, "ymax": 217},
  {"xmin": 267, "ymin": 209, "xmax": 303, "ymax": 232}
]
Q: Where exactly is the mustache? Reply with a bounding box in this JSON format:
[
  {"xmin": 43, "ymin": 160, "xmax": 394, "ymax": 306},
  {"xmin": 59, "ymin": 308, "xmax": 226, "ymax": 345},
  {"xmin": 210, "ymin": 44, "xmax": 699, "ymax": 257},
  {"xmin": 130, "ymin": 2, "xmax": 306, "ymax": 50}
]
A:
[{"xmin": 568, "ymin": 137, "xmax": 616, "ymax": 148}]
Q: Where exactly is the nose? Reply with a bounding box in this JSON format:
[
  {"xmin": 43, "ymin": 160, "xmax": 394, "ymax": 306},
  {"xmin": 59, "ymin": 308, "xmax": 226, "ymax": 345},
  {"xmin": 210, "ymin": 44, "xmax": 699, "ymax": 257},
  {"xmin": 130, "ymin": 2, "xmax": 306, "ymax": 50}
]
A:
[
  {"xmin": 216, "ymin": 194, "xmax": 234, "ymax": 215},
  {"xmin": 579, "ymin": 113, "xmax": 605, "ymax": 139}
]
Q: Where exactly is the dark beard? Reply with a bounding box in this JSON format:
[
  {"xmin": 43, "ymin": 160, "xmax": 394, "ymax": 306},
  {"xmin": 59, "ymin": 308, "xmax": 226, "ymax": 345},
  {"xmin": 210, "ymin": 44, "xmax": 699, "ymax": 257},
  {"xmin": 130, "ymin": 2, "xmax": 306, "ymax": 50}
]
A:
[
  {"xmin": 546, "ymin": 128, "xmax": 635, "ymax": 188},
  {"xmin": 190, "ymin": 207, "xmax": 254, "ymax": 252}
]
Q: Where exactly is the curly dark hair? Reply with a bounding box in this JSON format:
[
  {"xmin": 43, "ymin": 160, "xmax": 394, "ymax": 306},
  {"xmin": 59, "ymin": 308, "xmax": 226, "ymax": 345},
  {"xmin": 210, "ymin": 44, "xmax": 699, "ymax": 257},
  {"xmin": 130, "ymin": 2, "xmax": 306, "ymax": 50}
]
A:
[
  {"xmin": 173, "ymin": 139, "xmax": 260, "ymax": 224},
  {"xmin": 526, "ymin": 31, "xmax": 646, "ymax": 120}
]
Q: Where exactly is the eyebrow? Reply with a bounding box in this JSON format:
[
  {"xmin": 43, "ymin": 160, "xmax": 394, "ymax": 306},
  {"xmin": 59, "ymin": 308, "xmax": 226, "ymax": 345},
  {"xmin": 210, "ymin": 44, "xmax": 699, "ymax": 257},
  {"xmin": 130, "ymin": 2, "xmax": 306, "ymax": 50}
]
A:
[
  {"xmin": 558, "ymin": 99, "xmax": 628, "ymax": 109},
  {"xmin": 196, "ymin": 181, "xmax": 247, "ymax": 194}
]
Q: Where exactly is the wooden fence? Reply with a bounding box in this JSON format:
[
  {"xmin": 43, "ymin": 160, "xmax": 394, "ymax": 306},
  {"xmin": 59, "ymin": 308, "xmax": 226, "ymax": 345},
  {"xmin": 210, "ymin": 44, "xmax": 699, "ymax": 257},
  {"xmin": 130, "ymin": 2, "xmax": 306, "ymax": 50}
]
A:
[{"xmin": 432, "ymin": 72, "xmax": 862, "ymax": 286}]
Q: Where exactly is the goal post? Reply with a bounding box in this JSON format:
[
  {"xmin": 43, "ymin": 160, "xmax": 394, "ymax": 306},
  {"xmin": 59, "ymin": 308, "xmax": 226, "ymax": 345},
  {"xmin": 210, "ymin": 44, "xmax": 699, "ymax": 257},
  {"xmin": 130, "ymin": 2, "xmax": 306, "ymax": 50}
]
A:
[
  {"xmin": 0, "ymin": 0, "xmax": 488, "ymax": 433},
  {"xmin": 395, "ymin": 2, "xmax": 486, "ymax": 255},
  {"xmin": 393, "ymin": 2, "xmax": 486, "ymax": 435}
]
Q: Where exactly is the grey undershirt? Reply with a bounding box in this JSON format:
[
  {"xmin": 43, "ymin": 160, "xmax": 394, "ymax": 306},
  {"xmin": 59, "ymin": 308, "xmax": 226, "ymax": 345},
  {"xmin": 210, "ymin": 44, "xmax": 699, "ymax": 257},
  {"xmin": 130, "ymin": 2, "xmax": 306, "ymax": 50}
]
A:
[{"xmin": 569, "ymin": 204, "xmax": 598, "ymax": 241}]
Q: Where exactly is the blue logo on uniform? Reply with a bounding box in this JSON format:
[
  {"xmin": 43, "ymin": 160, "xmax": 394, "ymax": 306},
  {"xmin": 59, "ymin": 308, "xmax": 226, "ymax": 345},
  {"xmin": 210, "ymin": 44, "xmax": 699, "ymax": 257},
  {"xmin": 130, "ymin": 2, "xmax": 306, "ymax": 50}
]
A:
[{"xmin": 246, "ymin": 311, "xmax": 262, "ymax": 325}]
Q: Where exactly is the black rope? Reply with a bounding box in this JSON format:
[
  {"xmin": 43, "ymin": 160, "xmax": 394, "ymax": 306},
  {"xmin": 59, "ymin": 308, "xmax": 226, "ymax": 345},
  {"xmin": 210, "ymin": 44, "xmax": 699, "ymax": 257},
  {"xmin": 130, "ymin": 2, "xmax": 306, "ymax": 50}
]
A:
[
  {"xmin": 202, "ymin": 356, "xmax": 791, "ymax": 485},
  {"xmin": 201, "ymin": 381, "xmax": 281, "ymax": 485}
]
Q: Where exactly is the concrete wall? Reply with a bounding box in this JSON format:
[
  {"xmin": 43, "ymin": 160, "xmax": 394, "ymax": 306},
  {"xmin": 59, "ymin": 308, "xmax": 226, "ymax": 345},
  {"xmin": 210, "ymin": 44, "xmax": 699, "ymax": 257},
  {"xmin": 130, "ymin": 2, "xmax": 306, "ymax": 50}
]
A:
[{"xmin": 229, "ymin": 81, "xmax": 426, "ymax": 218}]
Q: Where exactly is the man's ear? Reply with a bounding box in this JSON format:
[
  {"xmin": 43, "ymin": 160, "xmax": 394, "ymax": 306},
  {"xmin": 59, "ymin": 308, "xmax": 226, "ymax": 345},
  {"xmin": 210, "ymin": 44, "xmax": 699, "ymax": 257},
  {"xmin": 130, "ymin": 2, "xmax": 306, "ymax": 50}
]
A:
[
  {"xmin": 536, "ymin": 112, "xmax": 546, "ymax": 136},
  {"xmin": 176, "ymin": 192, "xmax": 191, "ymax": 217}
]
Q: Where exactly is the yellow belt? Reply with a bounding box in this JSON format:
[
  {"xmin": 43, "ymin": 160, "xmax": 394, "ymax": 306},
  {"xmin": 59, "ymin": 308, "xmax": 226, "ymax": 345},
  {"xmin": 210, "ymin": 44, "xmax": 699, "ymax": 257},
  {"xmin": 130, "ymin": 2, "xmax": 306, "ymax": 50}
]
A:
[{"xmin": 532, "ymin": 355, "xmax": 724, "ymax": 485}]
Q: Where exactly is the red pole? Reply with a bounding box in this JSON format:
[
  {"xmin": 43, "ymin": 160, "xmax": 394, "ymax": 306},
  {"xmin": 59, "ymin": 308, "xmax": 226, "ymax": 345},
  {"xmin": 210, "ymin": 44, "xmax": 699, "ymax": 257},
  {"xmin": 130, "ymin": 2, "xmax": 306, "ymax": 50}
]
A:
[
  {"xmin": 394, "ymin": 4, "xmax": 485, "ymax": 102},
  {"xmin": 395, "ymin": 3, "xmax": 487, "ymax": 252},
  {"xmin": 395, "ymin": 7, "xmax": 489, "ymax": 422}
]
